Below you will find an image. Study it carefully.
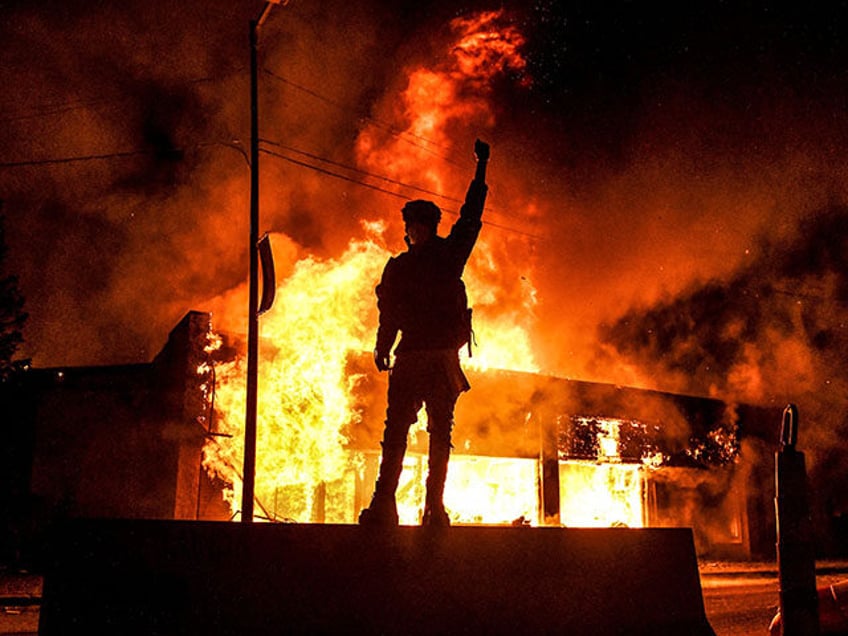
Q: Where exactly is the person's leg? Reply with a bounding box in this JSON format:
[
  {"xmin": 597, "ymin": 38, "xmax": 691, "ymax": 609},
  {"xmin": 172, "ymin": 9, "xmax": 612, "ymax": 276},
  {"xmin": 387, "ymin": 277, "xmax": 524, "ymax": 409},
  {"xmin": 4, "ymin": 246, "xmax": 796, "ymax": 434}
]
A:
[
  {"xmin": 359, "ymin": 359, "xmax": 420, "ymax": 526},
  {"xmin": 422, "ymin": 386, "xmax": 458, "ymax": 527},
  {"xmin": 422, "ymin": 431, "xmax": 452, "ymax": 526}
]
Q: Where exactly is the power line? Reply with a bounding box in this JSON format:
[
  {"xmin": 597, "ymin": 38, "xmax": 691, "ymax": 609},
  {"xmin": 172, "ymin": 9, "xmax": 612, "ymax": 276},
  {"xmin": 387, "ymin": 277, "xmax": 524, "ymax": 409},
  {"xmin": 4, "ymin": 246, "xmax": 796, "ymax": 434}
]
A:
[
  {"xmin": 0, "ymin": 74, "xmax": 234, "ymax": 124},
  {"xmin": 261, "ymin": 68, "xmax": 463, "ymax": 167},
  {"xmin": 0, "ymin": 96, "xmax": 132, "ymax": 124},
  {"xmin": 261, "ymin": 68, "xmax": 450, "ymax": 151},
  {"xmin": 260, "ymin": 137, "xmax": 537, "ymax": 226},
  {"xmin": 257, "ymin": 73, "xmax": 543, "ymax": 228},
  {"xmin": 261, "ymin": 147, "xmax": 412, "ymax": 199},
  {"xmin": 260, "ymin": 147, "xmax": 546, "ymax": 241},
  {"xmin": 0, "ymin": 70, "xmax": 535, "ymax": 217},
  {"xmin": 0, "ymin": 141, "xmax": 546, "ymax": 240},
  {"xmin": 0, "ymin": 138, "xmax": 242, "ymax": 170},
  {"xmin": 260, "ymin": 138, "xmax": 462, "ymax": 204},
  {"xmin": 0, "ymin": 149, "xmax": 149, "ymax": 169},
  {"xmin": 0, "ymin": 144, "xmax": 546, "ymax": 240}
]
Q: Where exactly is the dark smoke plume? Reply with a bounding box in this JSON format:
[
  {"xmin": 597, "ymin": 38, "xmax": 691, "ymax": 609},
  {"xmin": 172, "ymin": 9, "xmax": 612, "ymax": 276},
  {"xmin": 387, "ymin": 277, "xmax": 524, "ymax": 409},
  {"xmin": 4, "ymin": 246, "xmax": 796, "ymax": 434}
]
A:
[
  {"xmin": 600, "ymin": 206, "xmax": 848, "ymax": 401},
  {"xmin": 599, "ymin": 205, "xmax": 848, "ymax": 536}
]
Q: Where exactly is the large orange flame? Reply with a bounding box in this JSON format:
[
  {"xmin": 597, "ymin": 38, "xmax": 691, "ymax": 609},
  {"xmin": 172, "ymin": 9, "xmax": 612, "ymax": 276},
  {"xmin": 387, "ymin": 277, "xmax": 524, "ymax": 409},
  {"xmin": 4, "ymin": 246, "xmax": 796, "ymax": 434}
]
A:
[
  {"xmin": 203, "ymin": 235, "xmax": 387, "ymax": 520},
  {"xmin": 201, "ymin": 10, "xmax": 646, "ymax": 527}
]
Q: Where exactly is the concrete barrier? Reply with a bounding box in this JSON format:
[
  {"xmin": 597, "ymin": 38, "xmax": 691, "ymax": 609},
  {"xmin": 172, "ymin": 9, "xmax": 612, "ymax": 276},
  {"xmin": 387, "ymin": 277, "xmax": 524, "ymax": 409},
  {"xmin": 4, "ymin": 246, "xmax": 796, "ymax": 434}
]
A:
[{"xmin": 39, "ymin": 520, "xmax": 714, "ymax": 635}]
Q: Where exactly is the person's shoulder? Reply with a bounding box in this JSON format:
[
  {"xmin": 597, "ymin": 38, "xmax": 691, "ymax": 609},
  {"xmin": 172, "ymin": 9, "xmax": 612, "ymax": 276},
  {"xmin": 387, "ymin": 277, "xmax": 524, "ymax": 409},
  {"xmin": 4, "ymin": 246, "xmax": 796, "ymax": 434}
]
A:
[
  {"xmin": 383, "ymin": 251, "xmax": 408, "ymax": 274},
  {"xmin": 388, "ymin": 250, "xmax": 409, "ymax": 264}
]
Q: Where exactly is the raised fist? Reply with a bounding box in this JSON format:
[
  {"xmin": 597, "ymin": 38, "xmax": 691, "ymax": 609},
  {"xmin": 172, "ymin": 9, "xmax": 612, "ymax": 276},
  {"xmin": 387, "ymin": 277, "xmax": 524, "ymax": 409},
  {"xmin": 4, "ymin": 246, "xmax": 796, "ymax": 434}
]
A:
[{"xmin": 474, "ymin": 139, "xmax": 490, "ymax": 162}]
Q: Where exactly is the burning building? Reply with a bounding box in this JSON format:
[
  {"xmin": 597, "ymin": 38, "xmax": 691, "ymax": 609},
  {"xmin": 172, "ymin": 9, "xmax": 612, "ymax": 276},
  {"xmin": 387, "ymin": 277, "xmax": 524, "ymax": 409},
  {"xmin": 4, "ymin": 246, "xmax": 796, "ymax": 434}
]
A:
[
  {"xmin": 4, "ymin": 2, "xmax": 848, "ymax": 567},
  {"xmin": 203, "ymin": 336, "xmax": 782, "ymax": 559},
  {"xmin": 3, "ymin": 309, "xmax": 783, "ymax": 564}
]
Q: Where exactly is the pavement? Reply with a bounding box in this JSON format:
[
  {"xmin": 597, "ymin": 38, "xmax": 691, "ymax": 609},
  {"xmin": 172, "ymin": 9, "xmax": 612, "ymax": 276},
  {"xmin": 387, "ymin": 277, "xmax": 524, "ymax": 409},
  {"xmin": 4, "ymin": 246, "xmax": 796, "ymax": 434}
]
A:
[{"xmin": 699, "ymin": 559, "xmax": 848, "ymax": 580}]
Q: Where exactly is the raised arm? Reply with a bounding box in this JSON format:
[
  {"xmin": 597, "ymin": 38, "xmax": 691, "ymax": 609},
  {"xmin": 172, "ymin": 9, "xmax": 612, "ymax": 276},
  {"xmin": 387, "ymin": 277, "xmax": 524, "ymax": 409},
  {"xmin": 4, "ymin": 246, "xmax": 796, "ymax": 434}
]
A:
[
  {"xmin": 446, "ymin": 140, "xmax": 489, "ymax": 270},
  {"xmin": 473, "ymin": 138, "xmax": 489, "ymax": 185},
  {"xmin": 460, "ymin": 139, "xmax": 489, "ymax": 222}
]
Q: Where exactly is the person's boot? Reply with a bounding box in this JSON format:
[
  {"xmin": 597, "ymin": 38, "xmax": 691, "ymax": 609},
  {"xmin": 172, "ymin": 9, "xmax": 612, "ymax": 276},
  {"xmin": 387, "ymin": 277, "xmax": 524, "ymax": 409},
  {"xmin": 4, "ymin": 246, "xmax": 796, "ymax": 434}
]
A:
[
  {"xmin": 359, "ymin": 443, "xmax": 404, "ymax": 526},
  {"xmin": 421, "ymin": 503, "xmax": 450, "ymax": 527},
  {"xmin": 358, "ymin": 492, "xmax": 399, "ymax": 526},
  {"xmin": 422, "ymin": 440, "xmax": 451, "ymax": 527}
]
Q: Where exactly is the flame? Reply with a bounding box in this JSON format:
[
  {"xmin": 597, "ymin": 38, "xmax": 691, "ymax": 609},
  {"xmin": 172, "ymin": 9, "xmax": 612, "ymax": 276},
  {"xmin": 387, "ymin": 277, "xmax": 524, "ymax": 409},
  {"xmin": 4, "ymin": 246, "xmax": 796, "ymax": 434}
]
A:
[
  {"xmin": 202, "ymin": 220, "xmax": 542, "ymax": 521},
  {"xmin": 355, "ymin": 8, "xmax": 526, "ymax": 190},
  {"xmin": 388, "ymin": 410, "xmax": 540, "ymax": 525},
  {"xmin": 462, "ymin": 240, "xmax": 539, "ymax": 373},
  {"xmin": 200, "ymin": 10, "xmax": 644, "ymax": 528},
  {"xmin": 451, "ymin": 11, "xmax": 528, "ymax": 83},
  {"xmin": 203, "ymin": 236, "xmax": 388, "ymax": 520},
  {"xmin": 559, "ymin": 462, "xmax": 645, "ymax": 528},
  {"xmin": 557, "ymin": 416, "xmax": 652, "ymax": 528}
]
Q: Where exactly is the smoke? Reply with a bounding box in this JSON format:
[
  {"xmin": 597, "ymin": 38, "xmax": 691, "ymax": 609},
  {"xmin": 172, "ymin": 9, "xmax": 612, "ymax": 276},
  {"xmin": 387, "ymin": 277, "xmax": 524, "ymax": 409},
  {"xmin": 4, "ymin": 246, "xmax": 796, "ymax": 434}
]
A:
[
  {"xmin": 3, "ymin": 0, "xmax": 848, "ymax": 411},
  {"xmin": 600, "ymin": 206, "xmax": 848, "ymax": 403},
  {"xmin": 521, "ymin": 83, "xmax": 848, "ymax": 382},
  {"xmin": 1, "ymin": 0, "xmax": 246, "ymax": 363},
  {"xmin": 8, "ymin": 1, "xmax": 848, "ymax": 538},
  {"xmin": 0, "ymin": 0, "xmax": 429, "ymax": 364},
  {"xmin": 599, "ymin": 205, "xmax": 848, "ymax": 531}
]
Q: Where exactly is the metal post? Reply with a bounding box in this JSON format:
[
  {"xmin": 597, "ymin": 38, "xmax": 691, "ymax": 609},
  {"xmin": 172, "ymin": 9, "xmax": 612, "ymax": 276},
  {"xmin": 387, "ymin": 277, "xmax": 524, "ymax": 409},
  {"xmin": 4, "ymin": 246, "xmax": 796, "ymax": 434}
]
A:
[
  {"xmin": 775, "ymin": 403, "xmax": 820, "ymax": 635},
  {"xmin": 241, "ymin": 17, "xmax": 261, "ymax": 524},
  {"xmin": 241, "ymin": 0, "xmax": 286, "ymax": 524}
]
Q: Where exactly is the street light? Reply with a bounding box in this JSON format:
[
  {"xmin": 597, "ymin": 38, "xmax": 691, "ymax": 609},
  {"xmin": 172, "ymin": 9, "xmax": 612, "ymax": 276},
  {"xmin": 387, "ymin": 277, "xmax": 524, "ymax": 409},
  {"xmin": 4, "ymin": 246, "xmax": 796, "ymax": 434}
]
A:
[{"xmin": 242, "ymin": 0, "xmax": 289, "ymax": 524}]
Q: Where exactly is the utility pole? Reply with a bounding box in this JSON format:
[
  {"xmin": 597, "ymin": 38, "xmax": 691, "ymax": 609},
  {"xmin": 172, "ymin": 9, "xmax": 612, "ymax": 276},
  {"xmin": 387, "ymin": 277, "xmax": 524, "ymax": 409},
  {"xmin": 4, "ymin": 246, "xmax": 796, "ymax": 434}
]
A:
[{"xmin": 242, "ymin": 0, "xmax": 287, "ymax": 524}]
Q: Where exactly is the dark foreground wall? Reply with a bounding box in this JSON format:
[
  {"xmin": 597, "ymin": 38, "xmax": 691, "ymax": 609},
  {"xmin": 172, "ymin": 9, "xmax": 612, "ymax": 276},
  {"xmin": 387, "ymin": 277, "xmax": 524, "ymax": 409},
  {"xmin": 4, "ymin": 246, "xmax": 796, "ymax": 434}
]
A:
[
  {"xmin": 0, "ymin": 312, "xmax": 229, "ymax": 568},
  {"xmin": 40, "ymin": 520, "xmax": 714, "ymax": 635}
]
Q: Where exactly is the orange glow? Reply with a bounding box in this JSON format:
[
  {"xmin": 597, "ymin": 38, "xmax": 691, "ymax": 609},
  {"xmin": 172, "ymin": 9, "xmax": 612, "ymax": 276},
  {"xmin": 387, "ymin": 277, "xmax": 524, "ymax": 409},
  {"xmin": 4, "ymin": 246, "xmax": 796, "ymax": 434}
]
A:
[
  {"xmin": 391, "ymin": 452, "xmax": 539, "ymax": 525},
  {"xmin": 559, "ymin": 462, "xmax": 646, "ymax": 528},
  {"xmin": 451, "ymin": 11, "xmax": 528, "ymax": 82},
  {"xmin": 558, "ymin": 416, "xmax": 651, "ymax": 528},
  {"xmin": 202, "ymin": 236, "xmax": 386, "ymax": 520},
  {"xmin": 201, "ymin": 225, "xmax": 542, "ymax": 521},
  {"xmin": 445, "ymin": 455, "xmax": 539, "ymax": 525},
  {"xmin": 200, "ymin": 10, "xmax": 648, "ymax": 529},
  {"xmin": 355, "ymin": 8, "xmax": 527, "ymax": 192}
]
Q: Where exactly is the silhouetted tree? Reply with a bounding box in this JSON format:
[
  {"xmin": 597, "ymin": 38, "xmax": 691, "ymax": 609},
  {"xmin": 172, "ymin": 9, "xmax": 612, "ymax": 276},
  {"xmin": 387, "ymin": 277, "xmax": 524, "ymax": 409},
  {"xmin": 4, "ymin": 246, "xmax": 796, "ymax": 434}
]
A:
[{"xmin": 0, "ymin": 202, "xmax": 28, "ymax": 381}]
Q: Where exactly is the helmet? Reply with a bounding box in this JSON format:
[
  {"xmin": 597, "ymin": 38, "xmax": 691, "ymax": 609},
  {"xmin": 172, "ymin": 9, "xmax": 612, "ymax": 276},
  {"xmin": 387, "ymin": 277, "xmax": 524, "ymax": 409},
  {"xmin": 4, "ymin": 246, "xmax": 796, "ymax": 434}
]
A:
[{"xmin": 401, "ymin": 200, "xmax": 441, "ymax": 230}]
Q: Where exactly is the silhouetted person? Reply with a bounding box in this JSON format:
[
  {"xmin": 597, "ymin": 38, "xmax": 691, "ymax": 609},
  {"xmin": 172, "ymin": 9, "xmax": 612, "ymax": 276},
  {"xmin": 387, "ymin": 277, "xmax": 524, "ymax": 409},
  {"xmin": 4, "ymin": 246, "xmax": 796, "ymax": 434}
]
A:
[{"xmin": 359, "ymin": 139, "xmax": 489, "ymax": 527}]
